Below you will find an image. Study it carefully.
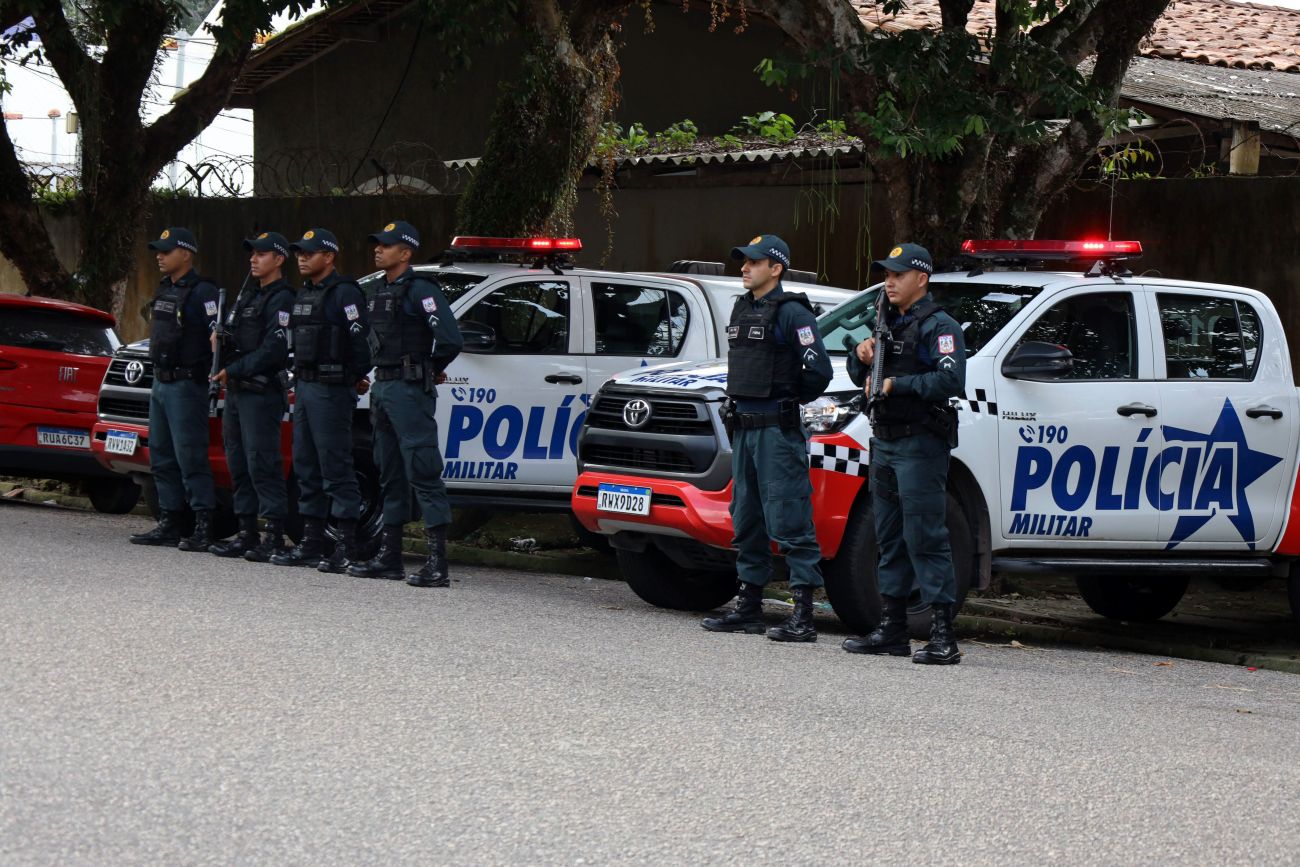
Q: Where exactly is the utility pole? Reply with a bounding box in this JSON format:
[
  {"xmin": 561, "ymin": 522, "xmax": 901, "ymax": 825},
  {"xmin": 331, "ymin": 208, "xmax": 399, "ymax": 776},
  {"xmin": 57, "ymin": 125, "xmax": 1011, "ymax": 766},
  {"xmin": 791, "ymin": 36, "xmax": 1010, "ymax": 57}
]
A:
[
  {"xmin": 167, "ymin": 34, "xmax": 187, "ymax": 187},
  {"xmin": 47, "ymin": 108, "xmax": 61, "ymax": 164}
]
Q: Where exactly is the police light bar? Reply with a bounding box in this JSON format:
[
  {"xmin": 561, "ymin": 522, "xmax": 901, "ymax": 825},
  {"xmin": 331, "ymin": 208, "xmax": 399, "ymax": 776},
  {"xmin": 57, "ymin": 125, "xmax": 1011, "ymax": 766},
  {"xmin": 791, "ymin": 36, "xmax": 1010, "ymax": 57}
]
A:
[
  {"xmin": 450, "ymin": 236, "xmax": 583, "ymax": 253},
  {"xmin": 961, "ymin": 239, "xmax": 1142, "ymax": 257}
]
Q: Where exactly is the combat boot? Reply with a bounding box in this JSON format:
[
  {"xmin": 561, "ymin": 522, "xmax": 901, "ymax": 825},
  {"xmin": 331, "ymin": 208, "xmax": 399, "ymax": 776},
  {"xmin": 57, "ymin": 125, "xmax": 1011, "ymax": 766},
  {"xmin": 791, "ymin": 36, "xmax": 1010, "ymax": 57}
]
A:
[
  {"xmin": 209, "ymin": 514, "xmax": 259, "ymax": 558},
  {"xmin": 177, "ymin": 510, "xmax": 213, "ymax": 552},
  {"xmin": 270, "ymin": 518, "xmax": 325, "ymax": 567},
  {"xmin": 129, "ymin": 511, "xmax": 184, "ymax": 547},
  {"xmin": 913, "ymin": 603, "xmax": 962, "ymax": 665},
  {"xmin": 406, "ymin": 525, "xmax": 450, "ymax": 588},
  {"xmin": 701, "ymin": 582, "xmax": 766, "ymax": 633},
  {"xmin": 843, "ymin": 595, "xmax": 911, "ymax": 656},
  {"xmin": 245, "ymin": 518, "xmax": 287, "ymax": 563},
  {"xmin": 766, "ymin": 585, "xmax": 818, "ymax": 643},
  {"xmin": 317, "ymin": 518, "xmax": 360, "ymax": 574},
  {"xmin": 347, "ymin": 524, "xmax": 405, "ymax": 580}
]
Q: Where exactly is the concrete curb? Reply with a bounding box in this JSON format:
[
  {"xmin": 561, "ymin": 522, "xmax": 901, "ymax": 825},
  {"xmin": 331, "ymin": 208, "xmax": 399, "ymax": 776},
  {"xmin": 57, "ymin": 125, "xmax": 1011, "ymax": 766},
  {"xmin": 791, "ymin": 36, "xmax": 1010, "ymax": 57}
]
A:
[
  {"xmin": 0, "ymin": 482, "xmax": 151, "ymax": 517},
  {"xmin": 956, "ymin": 611, "xmax": 1300, "ymax": 675}
]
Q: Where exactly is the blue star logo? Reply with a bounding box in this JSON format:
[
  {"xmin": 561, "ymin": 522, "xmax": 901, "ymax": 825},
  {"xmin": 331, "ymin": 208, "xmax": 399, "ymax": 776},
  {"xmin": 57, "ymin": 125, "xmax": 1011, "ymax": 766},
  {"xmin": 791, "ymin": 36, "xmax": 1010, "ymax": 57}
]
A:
[{"xmin": 1163, "ymin": 398, "xmax": 1282, "ymax": 550}]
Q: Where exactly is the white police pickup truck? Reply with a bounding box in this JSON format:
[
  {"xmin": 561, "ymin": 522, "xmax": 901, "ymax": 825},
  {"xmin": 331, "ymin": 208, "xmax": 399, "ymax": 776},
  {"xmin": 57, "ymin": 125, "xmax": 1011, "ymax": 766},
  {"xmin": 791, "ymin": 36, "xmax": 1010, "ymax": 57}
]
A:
[
  {"xmin": 572, "ymin": 240, "xmax": 1300, "ymax": 631},
  {"xmin": 94, "ymin": 237, "xmax": 854, "ymax": 542}
]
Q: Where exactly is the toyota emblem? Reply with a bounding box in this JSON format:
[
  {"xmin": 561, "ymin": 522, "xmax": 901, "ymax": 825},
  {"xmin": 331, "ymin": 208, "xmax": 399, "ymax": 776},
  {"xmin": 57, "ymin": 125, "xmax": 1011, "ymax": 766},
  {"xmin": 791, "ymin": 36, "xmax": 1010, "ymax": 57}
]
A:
[
  {"xmin": 124, "ymin": 360, "xmax": 144, "ymax": 384},
  {"xmin": 622, "ymin": 398, "xmax": 652, "ymax": 429}
]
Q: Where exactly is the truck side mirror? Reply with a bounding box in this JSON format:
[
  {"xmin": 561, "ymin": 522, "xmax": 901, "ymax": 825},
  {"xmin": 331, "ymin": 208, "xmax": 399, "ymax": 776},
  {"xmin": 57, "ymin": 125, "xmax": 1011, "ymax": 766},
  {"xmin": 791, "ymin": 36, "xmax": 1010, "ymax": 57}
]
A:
[
  {"xmin": 459, "ymin": 320, "xmax": 497, "ymax": 353},
  {"xmin": 1001, "ymin": 341, "xmax": 1073, "ymax": 380}
]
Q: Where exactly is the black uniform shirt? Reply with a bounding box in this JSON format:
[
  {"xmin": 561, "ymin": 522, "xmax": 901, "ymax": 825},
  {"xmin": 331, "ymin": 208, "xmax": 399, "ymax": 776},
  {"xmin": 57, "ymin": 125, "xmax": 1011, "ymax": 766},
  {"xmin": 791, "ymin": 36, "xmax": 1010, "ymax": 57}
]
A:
[
  {"xmin": 302, "ymin": 270, "xmax": 372, "ymax": 379},
  {"xmin": 224, "ymin": 277, "xmax": 295, "ymax": 380},
  {"xmin": 734, "ymin": 284, "xmax": 834, "ymax": 412}
]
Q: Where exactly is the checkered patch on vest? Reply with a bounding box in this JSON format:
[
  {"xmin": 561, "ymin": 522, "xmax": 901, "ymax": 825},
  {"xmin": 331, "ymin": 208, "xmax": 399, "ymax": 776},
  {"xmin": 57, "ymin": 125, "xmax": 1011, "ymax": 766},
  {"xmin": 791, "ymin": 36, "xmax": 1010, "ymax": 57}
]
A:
[{"xmin": 807, "ymin": 442, "xmax": 868, "ymax": 478}]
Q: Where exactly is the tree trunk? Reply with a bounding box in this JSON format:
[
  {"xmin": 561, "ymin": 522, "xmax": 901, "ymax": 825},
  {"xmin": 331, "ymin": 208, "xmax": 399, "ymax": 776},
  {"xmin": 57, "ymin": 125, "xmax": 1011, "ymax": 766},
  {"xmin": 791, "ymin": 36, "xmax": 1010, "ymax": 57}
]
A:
[
  {"xmin": 0, "ymin": 97, "xmax": 74, "ymax": 297},
  {"xmin": 455, "ymin": 0, "xmax": 623, "ymax": 236}
]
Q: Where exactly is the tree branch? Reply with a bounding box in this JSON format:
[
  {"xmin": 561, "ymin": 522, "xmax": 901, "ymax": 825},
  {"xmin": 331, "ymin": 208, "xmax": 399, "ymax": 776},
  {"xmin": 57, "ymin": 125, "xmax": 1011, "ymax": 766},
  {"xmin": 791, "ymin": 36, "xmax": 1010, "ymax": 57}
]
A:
[
  {"xmin": 1029, "ymin": 0, "xmax": 1105, "ymax": 66},
  {"xmin": 141, "ymin": 33, "xmax": 251, "ymax": 178},
  {"xmin": 939, "ymin": 0, "xmax": 975, "ymax": 31},
  {"xmin": 24, "ymin": 0, "xmax": 97, "ymax": 111},
  {"xmin": 0, "ymin": 93, "xmax": 73, "ymax": 296}
]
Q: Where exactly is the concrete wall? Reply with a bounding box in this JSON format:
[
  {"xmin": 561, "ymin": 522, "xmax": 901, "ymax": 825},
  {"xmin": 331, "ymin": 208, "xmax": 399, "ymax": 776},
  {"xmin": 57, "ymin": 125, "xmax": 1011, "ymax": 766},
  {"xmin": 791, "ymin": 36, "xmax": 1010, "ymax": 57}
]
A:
[{"xmin": 251, "ymin": 2, "xmax": 816, "ymax": 192}]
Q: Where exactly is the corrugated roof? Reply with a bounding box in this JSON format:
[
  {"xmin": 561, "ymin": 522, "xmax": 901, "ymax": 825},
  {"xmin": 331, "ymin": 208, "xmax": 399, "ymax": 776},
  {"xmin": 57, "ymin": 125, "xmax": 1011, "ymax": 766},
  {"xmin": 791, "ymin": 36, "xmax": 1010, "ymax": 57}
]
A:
[
  {"xmin": 851, "ymin": 0, "xmax": 1300, "ymax": 72},
  {"xmin": 1121, "ymin": 56, "xmax": 1300, "ymax": 133},
  {"xmin": 444, "ymin": 142, "xmax": 864, "ymax": 173}
]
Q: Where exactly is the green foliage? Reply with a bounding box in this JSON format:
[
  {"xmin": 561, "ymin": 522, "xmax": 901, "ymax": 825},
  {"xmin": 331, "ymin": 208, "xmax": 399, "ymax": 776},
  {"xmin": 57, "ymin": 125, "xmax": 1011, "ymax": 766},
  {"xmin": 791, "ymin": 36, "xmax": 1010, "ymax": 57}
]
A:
[
  {"xmin": 1097, "ymin": 143, "xmax": 1157, "ymax": 180},
  {"xmin": 34, "ymin": 188, "xmax": 78, "ymax": 215},
  {"xmin": 596, "ymin": 119, "xmax": 699, "ymax": 155},
  {"xmin": 654, "ymin": 119, "xmax": 698, "ymax": 151},
  {"xmin": 150, "ymin": 185, "xmax": 194, "ymax": 200},
  {"xmin": 733, "ymin": 111, "xmax": 797, "ymax": 144},
  {"xmin": 814, "ymin": 118, "xmax": 848, "ymax": 139}
]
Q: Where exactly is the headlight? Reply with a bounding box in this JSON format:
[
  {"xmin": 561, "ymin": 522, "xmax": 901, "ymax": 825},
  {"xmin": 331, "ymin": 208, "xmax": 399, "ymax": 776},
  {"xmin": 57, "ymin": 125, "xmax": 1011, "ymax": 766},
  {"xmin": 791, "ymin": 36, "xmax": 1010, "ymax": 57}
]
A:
[{"xmin": 801, "ymin": 391, "xmax": 862, "ymax": 434}]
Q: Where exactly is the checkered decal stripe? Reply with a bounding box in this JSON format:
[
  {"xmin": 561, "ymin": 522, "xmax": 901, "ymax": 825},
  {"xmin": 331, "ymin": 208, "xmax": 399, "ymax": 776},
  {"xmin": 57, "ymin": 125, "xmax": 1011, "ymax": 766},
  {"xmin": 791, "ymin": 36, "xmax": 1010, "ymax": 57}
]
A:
[
  {"xmin": 957, "ymin": 388, "xmax": 997, "ymax": 415},
  {"xmin": 808, "ymin": 442, "xmax": 868, "ymax": 478}
]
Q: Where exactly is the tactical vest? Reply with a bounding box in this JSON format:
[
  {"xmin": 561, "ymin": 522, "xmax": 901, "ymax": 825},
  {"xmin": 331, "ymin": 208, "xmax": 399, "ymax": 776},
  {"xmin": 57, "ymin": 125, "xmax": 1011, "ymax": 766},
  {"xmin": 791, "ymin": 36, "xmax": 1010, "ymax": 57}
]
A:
[
  {"xmin": 368, "ymin": 279, "xmax": 431, "ymax": 368},
  {"xmin": 149, "ymin": 278, "xmax": 210, "ymax": 374},
  {"xmin": 291, "ymin": 281, "xmax": 349, "ymax": 383},
  {"xmin": 876, "ymin": 295, "xmax": 945, "ymax": 425},
  {"xmin": 725, "ymin": 291, "xmax": 812, "ymax": 400},
  {"xmin": 229, "ymin": 284, "xmax": 279, "ymax": 359}
]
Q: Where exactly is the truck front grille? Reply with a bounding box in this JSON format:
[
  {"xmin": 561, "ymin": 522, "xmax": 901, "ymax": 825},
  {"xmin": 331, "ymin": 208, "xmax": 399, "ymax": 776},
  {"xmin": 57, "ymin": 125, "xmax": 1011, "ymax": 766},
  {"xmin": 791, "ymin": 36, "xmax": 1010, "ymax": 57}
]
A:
[{"xmin": 582, "ymin": 444, "xmax": 695, "ymax": 473}]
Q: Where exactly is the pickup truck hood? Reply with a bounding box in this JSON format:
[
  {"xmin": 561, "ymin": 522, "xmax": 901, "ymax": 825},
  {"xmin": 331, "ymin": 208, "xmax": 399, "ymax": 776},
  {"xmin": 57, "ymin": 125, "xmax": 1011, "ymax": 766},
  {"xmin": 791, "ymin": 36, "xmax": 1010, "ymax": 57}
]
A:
[{"xmin": 609, "ymin": 357, "xmax": 858, "ymax": 396}]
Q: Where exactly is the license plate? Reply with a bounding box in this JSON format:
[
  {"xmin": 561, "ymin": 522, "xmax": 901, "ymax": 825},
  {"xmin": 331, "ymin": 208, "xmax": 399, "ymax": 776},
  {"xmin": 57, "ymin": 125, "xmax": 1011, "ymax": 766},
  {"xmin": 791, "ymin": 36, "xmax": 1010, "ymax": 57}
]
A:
[
  {"xmin": 596, "ymin": 483, "xmax": 652, "ymax": 516},
  {"xmin": 104, "ymin": 430, "xmax": 139, "ymax": 456},
  {"xmin": 36, "ymin": 427, "xmax": 90, "ymax": 449}
]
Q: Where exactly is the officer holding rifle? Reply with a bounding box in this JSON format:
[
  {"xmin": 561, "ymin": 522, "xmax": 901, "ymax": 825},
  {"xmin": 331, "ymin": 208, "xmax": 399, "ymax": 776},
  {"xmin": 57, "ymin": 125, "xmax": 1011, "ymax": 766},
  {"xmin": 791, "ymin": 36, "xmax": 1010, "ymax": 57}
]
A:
[{"xmin": 842, "ymin": 243, "xmax": 966, "ymax": 665}]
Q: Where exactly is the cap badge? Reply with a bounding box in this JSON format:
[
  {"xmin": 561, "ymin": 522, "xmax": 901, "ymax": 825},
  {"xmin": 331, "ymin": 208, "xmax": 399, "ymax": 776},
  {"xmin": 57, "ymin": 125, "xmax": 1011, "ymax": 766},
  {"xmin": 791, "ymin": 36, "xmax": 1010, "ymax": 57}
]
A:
[
  {"xmin": 258, "ymin": 232, "xmax": 268, "ymax": 239},
  {"xmin": 750, "ymin": 236, "xmax": 763, "ymax": 245},
  {"xmin": 303, "ymin": 230, "xmax": 315, "ymax": 240},
  {"xmin": 889, "ymin": 245, "xmax": 903, "ymax": 258},
  {"xmin": 160, "ymin": 230, "xmax": 170, "ymax": 240},
  {"xmin": 384, "ymin": 222, "xmax": 396, "ymax": 232}
]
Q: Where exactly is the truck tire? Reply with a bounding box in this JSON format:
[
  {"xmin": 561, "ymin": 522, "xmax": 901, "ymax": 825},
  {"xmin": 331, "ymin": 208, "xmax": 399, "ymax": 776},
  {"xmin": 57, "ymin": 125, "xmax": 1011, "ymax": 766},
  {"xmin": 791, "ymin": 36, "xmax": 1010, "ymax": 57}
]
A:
[
  {"xmin": 86, "ymin": 477, "xmax": 141, "ymax": 514},
  {"xmin": 282, "ymin": 447, "xmax": 383, "ymax": 559},
  {"xmin": 1289, "ymin": 568, "xmax": 1300, "ymax": 631},
  {"xmin": 616, "ymin": 545, "xmax": 737, "ymax": 612},
  {"xmin": 823, "ymin": 493, "xmax": 973, "ymax": 638},
  {"xmin": 1075, "ymin": 575, "xmax": 1189, "ymax": 622}
]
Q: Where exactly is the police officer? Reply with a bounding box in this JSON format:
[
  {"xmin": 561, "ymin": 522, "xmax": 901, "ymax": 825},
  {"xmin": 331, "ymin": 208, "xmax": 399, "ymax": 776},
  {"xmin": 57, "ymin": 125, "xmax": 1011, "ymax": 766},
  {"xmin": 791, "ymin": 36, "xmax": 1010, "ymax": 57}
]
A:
[
  {"xmin": 272, "ymin": 229, "xmax": 373, "ymax": 572},
  {"xmin": 347, "ymin": 221, "xmax": 462, "ymax": 587},
  {"xmin": 130, "ymin": 227, "xmax": 221, "ymax": 551},
  {"xmin": 842, "ymin": 243, "xmax": 966, "ymax": 665},
  {"xmin": 702, "ymin": 234, "xmax": 833, "ymax": 642},
  {"xmin": 207, "ymin": 232, "xmax": 295, "ymax": 561}
]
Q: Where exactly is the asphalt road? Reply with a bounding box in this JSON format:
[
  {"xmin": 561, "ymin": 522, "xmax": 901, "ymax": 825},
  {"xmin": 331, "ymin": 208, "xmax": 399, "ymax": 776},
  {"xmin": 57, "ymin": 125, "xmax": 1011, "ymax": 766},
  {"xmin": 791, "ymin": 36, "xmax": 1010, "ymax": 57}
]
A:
[{"xmin": 3, "ymin": 501, "xmax": 1299, "ymax": 865}]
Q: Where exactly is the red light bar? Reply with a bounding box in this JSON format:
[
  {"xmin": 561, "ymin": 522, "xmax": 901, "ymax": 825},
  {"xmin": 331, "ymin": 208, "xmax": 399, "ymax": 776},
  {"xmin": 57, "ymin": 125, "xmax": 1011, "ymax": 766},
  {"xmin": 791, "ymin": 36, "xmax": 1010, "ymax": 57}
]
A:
[
  {"xmin": 450, "ymin": 236, "xmax": 583, "ymax": 253},
  {"xmin": 961, "ymin": 239, "xmax": 1142, "ymax": 256}
]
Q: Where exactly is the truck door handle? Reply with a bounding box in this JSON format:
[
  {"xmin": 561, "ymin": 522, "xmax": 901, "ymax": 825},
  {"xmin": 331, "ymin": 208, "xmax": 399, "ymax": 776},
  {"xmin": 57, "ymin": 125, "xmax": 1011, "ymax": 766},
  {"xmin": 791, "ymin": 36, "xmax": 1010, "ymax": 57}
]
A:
[
  {"xmin": 544, "ymin": 373, "xmax": 583, "ymax": 385},
  {"xmin": 1246, "ymin": 405, "xmax": 1284, "ymax": 420},
  {"xmin": 1116, "ymin": 403, "xmax": 1157, "ymax": 417}
]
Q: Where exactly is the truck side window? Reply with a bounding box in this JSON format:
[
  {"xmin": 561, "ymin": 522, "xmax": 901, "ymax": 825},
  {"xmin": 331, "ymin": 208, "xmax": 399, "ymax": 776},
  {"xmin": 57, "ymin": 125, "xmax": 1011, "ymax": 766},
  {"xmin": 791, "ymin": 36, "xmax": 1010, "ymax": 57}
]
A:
[
  {"xmin": 463, "ymin": 280, "xmax": 570, "ymax": 354},
  {"xmin": 1016, "ymin": 291, "xmax": 1137, "ymax": 379},
  {"xmin": 1158, "ymin": 294, "xmax": 1260, "ymax": 380},
  {"xmin": 592, "ymin": 283, "xmax": 689, "ymax": 357}
]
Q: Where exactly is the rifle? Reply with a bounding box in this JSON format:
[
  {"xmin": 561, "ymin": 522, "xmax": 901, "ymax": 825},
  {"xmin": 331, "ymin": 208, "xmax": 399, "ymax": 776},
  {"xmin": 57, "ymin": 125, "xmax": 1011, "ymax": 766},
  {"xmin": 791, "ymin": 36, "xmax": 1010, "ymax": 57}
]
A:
[
  {"xmin": 865, "ymin": 286, "xmax": 889, "ymax": 425},
  {"xmin": 208, "ymin": 273, "xmax": 248, "ymax": 417}
]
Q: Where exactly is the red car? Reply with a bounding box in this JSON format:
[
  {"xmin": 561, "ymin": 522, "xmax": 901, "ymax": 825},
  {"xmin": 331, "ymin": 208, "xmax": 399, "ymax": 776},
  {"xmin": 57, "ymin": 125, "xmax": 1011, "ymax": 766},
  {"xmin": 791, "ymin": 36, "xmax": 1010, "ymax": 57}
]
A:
[{"xmin": 0, "ymin": 293, "xmax": 140, "ymax": 513}]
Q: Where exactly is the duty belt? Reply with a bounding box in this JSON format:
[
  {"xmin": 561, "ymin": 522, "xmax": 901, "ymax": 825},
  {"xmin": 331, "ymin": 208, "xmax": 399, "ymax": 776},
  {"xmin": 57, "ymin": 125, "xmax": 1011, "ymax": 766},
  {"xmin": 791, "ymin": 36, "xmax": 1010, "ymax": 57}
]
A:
[
  {"xmin": 153, "ymin": 365, "xmax": 206, "ymax": 384},
  {"xmin": 734, "ymin": 410, "xmax": 782, "ymax": 429},
  {"xmin": 294, "ymin": 364, "xmax": 346, "ymax": 383}
]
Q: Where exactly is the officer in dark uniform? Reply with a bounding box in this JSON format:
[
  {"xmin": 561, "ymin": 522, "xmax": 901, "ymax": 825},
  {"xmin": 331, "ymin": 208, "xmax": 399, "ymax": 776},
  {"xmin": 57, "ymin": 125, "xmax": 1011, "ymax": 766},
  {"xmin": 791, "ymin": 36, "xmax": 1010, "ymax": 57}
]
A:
[
  {"xmin": 702, "ymin": 234, "xmax": 833, "ymax": 642},
  {"xmin": 130, "ymin": 227, "xmax": 220, "ymax": 551},
  {"xmin": 347, "ymin": 221, "xmax": 462, "ymax": 587},
  {"xmin": 208, "ymin": 232, "xmax": 295, "ymax": 561},
  {"xmin": 842, "ymin": 243, "xmax": 966, "ymax": 665},
  {"xmin": 272, "ymin": 228, "xmax": 373, "ymax": 572}
]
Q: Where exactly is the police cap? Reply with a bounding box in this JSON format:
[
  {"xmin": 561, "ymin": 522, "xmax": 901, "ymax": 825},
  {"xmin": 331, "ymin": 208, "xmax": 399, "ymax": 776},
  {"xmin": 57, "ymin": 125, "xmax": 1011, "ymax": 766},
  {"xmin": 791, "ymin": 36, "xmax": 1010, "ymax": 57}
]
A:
[
  {"xmin": 730, "ymin": 233, "xmax": 791, "ymax": 269},
  {"xmin": 242, "ymin": 231, "xmax": 291, "ymax": 258},
  {"xmin": 290, "ymin": 228, "xmax": 340, "ymax": 254},
  {"xmin": 368, "ymin": 220, "xmax": 420, "ymax": 249},
  {"xmin": 147, "ymin": 227, "xmax": 199, "ymax": 253},
  {"xmin": 873, "ymin": 242, "xmax": 933, "ymax": 274}
]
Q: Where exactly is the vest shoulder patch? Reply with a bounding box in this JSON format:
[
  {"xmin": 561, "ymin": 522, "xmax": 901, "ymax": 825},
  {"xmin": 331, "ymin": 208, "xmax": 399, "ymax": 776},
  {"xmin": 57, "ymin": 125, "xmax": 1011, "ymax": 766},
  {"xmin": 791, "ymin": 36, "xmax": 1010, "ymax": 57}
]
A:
[{"xmin": 938, "ymin": 334, "xmax": 955, "ymax": 354}]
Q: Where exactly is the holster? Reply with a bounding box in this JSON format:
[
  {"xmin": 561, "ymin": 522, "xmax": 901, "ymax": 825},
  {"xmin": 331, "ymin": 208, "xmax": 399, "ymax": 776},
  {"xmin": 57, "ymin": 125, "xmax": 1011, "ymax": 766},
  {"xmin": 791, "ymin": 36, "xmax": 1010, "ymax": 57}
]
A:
[{"xmin": 721, "ymin": 398, "xmax": 736, "ymax": 439}]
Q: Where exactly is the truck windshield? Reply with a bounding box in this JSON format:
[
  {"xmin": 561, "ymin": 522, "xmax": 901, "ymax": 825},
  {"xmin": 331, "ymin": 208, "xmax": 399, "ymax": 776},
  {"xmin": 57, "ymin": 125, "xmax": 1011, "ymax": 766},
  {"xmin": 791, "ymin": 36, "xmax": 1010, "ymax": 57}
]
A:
[{"xmin": 819, "ymin": 283, "xmax": 1042, "ymax": 357}]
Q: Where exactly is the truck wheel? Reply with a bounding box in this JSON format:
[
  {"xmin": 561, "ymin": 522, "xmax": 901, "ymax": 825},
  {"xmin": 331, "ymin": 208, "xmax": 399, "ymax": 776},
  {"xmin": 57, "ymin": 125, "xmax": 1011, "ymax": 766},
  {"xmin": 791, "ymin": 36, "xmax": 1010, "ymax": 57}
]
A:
[
  {"xmin": 616, "ymin": 545, "xmax": 737, "ymax": 612},
  {"xmin": 1289, "ymin": 568, "xmax": 1300, "ymax": 631},
  {"xmin": 1075, "ymin": 575, "xmax": 1189, "ymax": 622},
  {"xmin": 823, "ymin": 494, "xmax": 974, "ymax": 638},
  {"xmin": 86, "ymin": 477, "xmax": 141, "ymax": 514}
]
